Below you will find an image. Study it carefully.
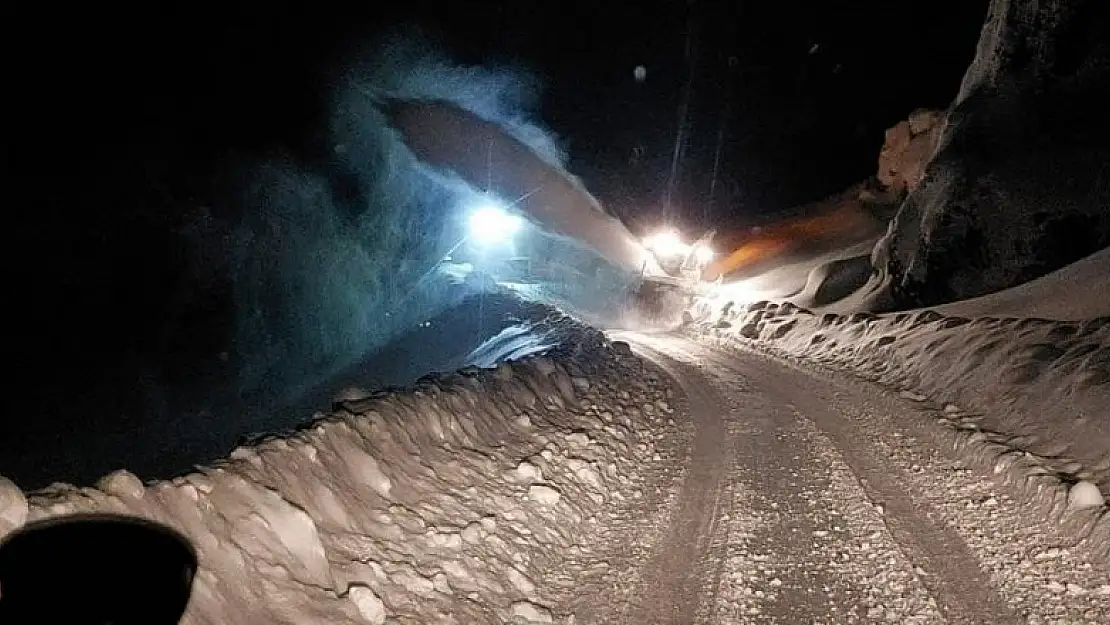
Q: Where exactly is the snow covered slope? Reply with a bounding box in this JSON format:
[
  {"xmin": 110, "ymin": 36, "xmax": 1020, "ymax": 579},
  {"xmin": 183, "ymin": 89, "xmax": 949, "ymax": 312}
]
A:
[
  {"xmin": 687, "ymin": 299, "xmax": 1110, "ymax": 562},
  {"xmin": 786, "ymin": 245, "xmax": 1110, "ymax": 322},
  {"xmin": 0, "ymin": 329, "xmax": 681, "ymax": 624},
  {"xmin": 935, "ymin": 247, "xmax": 1110, "ymax": 321}
]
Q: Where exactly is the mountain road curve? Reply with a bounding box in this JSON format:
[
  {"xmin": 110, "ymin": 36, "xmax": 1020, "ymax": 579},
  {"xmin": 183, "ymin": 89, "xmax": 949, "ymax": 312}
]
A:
[{"xmin": 541, "ymin": 332, "xmax": 1109, "ymax": 625}]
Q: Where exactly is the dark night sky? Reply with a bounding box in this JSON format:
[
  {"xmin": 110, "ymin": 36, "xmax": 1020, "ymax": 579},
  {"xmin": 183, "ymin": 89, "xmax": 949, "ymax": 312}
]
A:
[
  {"xmin": 12, "ymin": 1, "xmax": 988, "ymax": 222},
  {"xmin": 414, "ymin": 0, "xmax": 992, "ymax": 229},
  {"xmin": 6, "ymin": 1, "xmax": 988, "ymax": 443}
]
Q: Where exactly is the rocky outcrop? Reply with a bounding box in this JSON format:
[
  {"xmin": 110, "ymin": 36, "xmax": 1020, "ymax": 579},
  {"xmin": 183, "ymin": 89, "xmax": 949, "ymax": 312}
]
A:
[
  {"xmin": 877, "ymin": 109, "xmax": 946, "ymax": 195},
  {"xmin": 868, "ymin": 0, "xmax": 1110, "ymax": 309}
]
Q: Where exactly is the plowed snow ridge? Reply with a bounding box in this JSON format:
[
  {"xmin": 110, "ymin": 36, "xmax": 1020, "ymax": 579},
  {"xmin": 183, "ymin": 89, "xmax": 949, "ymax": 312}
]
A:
[
  {"xmin": 0, "ymin": 326, "xmax": 684, "ymax": 625},
  {"xmin": 688, "ymin": 298, "xmax": 1110, "ymax": 562}
]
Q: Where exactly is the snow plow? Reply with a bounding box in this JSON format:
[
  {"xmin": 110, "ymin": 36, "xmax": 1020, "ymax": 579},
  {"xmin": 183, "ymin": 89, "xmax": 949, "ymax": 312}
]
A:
[{"xmin": 632, "ymin": 229, "xmax": 719, "ymax": 324}]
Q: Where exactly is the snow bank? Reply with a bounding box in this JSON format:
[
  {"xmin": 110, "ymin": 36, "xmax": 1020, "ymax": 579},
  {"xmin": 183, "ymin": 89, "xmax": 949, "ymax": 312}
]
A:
[
  {"xmin": 0, "ymin": 328, "xmax": 677, "ymax": 624},
  {"xmin": 687, "ymin": 301, "xmax": 1110, "ymax": 561},
  {"xmin": 788, "ymin": 247, "xmax": 876, "ymax": 310},
  {"xmin": 935, "ymin": 246, "xmax": 1110, "ymax": 321}
]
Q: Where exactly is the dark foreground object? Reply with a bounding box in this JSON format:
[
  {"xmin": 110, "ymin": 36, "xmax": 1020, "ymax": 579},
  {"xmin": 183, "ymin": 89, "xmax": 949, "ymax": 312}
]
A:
[{"xmin": 0, "ymin": 514, "xmax": 197, "ymax": 624}]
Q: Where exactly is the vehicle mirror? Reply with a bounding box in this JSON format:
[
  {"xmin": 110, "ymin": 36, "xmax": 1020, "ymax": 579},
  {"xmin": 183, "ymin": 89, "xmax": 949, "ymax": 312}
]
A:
[{"xmin": 0, "ymin": 513, "xmax": 197, "ymax": 624}]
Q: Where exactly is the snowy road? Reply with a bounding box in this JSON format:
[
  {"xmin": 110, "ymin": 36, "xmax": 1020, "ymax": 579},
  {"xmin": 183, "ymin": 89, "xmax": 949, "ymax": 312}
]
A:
[{"xmin": 547, "ymin": 333, "xmax": 1109, "ymax": 625}]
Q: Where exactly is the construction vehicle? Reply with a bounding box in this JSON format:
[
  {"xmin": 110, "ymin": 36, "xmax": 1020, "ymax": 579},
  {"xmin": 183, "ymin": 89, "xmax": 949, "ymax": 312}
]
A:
[
  {"xmin": 630, "ymin": 228, "xmax": 720, "ymax": 323},
  {"xmin": 641, "ymin": 228, "xmax": 718, "ymax": 286}
]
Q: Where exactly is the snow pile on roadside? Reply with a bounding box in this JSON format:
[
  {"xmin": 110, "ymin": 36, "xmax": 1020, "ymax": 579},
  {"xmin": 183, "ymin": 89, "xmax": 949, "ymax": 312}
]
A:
[
  {"xmin": 0, "ymin": 287, "xmax": 602, "ymax": 492},
  {"xmin": 0, "ymin": 331, "xmax": 676, "ymax": 624},
  {"xmin": 934, "ymin": 246, "xmax": 1110, "ymax": 321},
  {"xmin": 687, "ymin": 300, "xmax": 1110, "ymax": 560}
]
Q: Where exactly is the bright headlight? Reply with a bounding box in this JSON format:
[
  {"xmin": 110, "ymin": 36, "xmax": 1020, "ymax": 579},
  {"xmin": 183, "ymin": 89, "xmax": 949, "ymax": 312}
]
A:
[
  {"xmin": 694, "ymin": 245, "xmax": 715, "ymax": 264},
  {"xmin": 469, "ymin": 204, "xmax": 523, "ymax": 245},
  {"xmin": 643, "ymin": 230, "xmax": 691, "ymax": 257}
]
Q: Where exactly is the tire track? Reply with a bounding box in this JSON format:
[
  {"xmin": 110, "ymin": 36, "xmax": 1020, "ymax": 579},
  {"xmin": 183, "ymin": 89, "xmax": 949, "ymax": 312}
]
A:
[
  {"xmin": 611, "ymin": 332, "xmax": 1029, "ymax": 625},
  {"xmin": 619, "ymin": 345, "xmax": 734, "ymax": 625},
  {"xmin": 668, "ymin": 336, "xmax": 1023, "ymax": 625}
]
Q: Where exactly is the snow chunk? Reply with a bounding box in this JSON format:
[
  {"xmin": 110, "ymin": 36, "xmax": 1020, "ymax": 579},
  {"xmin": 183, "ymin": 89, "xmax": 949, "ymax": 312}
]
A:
[
  {"xmin": 461, "ymin": 521, "xmax": 484, "ymax": 544},
  {"xmin": 394, "ymin": 571, "xmax": 436, "ymax": 595},
  {"xmin": 441, "ymin": 560, "xmax": 475, "ymax": 589},
  {"xmin": 565, "ymin": 432, "xmax": 592, "ymax": 447},
  {"xmin": 97, "ymin": 469, "xmax": 146, "ymax": 499},
  {"xmin": 527, "ymin": 485, "xmax": 562, "ymax": 507},
  {"xmin": 0, "ymin": 476, "xmax": 27, "ymax": 536},
  {"xmin": 433, "ymin": 572, "xmax": 453, "ymax": 595},
  {"xmin": 1067, "ymin": 480, "xmax": 1104, "ymax": 509},
  {"xmin": 347, "ymin": 451, "xmax": 392, "ymax": 498},
  {"xmin": 430, "ymin": 531, "xmax": 463, "ymax": 549},
  {"xmin": 1065, "ymin": 582, "xmax": 1087, "ymax": 596},
  {"xmin": 479, "ymin": 516, "xmax": 497, "ymax": 532},
  {"xmin": 348, "ymin": 584, "xmax": 387, "ymax": 624},
  {"xmin": 507, "ymin": 566, "xmax": 537, "ymax": 595},
  {"xmin": 514, "ymin": 461, "xmax": 543, "ymax": 483},
  {"xmin": 511, "ymin": 600, "xmax": 554, "ymax": 623},
  {"xmin": 567, "ymin": 459, "xmax": 603, "ymax": 491}
]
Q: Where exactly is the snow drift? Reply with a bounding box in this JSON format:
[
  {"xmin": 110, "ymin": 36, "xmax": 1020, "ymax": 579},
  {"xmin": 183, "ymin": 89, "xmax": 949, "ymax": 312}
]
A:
[
  {"xmin": 935, "ymin": 246, "xmax": 1110, "ymax": 321},
  {"xmin": 0, "ymin": 330, "xmax": 680, "ymax": 624},
  {"xmin": 687, "ymin": 300, "xmax": 1110, "ymax": 561},
  {"xmin": 374, "ymin": 95, "xmax": 662, "ymax": 278}
]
